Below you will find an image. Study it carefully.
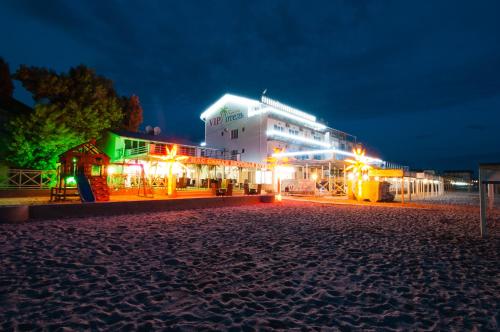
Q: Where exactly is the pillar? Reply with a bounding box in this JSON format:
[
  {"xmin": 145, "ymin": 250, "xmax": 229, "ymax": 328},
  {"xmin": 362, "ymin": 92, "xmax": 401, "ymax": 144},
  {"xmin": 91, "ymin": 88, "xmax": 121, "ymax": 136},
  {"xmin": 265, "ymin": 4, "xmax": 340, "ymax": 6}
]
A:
[
  {"xmin": 479, "ymin": 169, "xmax": 487, "ymax": 238},
  {"xmin": 328, "ymin": 162, "xmax": 332, "ymax": 193},
  {"xmin": 488, "ymin": 183, "xmax": 495, "ymax": 208}
]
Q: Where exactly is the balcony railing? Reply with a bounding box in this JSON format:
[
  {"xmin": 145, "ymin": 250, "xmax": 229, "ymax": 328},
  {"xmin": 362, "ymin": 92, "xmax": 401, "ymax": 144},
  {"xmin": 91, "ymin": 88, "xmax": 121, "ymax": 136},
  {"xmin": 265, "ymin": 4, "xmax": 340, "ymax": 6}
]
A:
[
  {"xmin": 123, "ymin": 145, "xmax": 149, "ymax": 157},
  {"xmin": 119, "ymin": 142, "xmax": 236, "ymax": 161}
]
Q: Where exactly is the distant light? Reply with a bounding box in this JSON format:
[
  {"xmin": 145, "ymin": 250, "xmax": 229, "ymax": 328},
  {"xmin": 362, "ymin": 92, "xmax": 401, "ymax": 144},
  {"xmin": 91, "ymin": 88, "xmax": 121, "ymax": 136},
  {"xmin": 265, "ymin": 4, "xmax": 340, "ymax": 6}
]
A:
[
  {"xmin": 200, "ymin": 142, "xmax": 206, "ymax": 147},
  {"xmin": 311, "ymin": 173, "xmax": 318, "ymax": 181},
  {"xmin": 451, "ymin": 181, "xmax": 469, "ymax": 186}
]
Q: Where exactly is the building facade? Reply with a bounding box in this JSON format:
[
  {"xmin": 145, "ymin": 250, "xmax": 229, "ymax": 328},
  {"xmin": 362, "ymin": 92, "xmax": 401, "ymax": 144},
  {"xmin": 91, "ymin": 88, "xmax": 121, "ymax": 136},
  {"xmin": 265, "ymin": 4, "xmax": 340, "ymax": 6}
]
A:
[
  {"xmin": 97, "ymin": 130, "xmax": 267, "ymax": 192},
  {"xmin": 200, "ymin": 94, "xmax": 358, "ymax": 165}
]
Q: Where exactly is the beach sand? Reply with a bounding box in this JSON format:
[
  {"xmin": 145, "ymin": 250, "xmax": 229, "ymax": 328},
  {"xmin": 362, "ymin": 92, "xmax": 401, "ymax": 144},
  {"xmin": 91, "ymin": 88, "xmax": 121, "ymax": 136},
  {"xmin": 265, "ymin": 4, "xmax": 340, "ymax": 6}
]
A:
[{"xmin": 0, "ymin": 196, "xmax": 499, "ymax": 330}]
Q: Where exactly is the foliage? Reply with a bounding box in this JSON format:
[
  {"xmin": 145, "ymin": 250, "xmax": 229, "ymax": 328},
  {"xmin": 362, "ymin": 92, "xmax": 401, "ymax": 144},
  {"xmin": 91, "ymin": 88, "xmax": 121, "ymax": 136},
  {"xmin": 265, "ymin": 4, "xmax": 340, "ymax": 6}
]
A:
[
  {"xmin": 6, "ymin": 104, "xmax": 82, "ymax": 170},
  {"xmin": 120, "ymin": 94, "xmax": 143, "ymax": 132},
  {"xmin": 0, "ymin": 57, "xmax": 14, "ymax": 101},
  {"xmin": 6, "ymin": 64, "xmax": 126, "ymax": 169},
  {"xmin": 14, "ymin": 65, "xmax": 124, "ymax": 138}
]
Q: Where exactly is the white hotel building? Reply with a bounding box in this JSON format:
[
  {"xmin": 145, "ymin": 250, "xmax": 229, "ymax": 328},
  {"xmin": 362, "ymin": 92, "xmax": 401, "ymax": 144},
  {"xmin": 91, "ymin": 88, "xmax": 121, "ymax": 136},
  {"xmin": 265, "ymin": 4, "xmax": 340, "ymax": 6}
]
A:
[{"xmin": 200, "ymin": 94, "xmax": 367, "ymax": 167}]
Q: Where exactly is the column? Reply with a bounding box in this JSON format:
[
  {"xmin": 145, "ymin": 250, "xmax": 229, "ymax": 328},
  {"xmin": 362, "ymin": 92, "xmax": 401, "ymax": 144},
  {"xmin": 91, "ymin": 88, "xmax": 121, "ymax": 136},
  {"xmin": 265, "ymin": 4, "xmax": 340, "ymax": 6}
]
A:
[
  {"xmin": 479, "ymin": 169, "xmax": 487, "ymax": 237},
  {"xmin": 488, "ymin": 183, "xmax": 495, "ymax": 208}
]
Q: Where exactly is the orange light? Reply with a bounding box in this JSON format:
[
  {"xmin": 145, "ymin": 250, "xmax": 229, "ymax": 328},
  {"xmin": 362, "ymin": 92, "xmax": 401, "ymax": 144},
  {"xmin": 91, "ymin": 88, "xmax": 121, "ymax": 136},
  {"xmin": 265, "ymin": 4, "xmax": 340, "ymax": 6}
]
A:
[
  {"xmin": 345, "ymin": 148, "xmax": 372, "ymax": 199},
  {"xmin": 162, "ymin": 144, "xmax": 188, "ymax": 196}
]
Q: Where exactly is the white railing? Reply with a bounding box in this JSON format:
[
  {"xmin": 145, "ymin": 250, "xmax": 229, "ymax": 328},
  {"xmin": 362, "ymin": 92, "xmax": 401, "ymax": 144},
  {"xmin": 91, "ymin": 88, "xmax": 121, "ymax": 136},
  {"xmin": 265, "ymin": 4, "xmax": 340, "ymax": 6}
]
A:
[
  {"xmin": 124, "ymin": 145, "xmax": 149, "ymax": 157},
  {"xmin": 0, "ymin": 169, "xmax": 57, "ymax": 189}
]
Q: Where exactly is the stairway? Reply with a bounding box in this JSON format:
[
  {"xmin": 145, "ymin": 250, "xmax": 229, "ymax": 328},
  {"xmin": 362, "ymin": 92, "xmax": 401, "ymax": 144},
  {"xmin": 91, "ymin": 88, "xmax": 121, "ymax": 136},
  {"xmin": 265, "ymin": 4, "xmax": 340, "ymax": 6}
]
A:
[{"xmin": 89, "ymin": 176, "xmax": 110, "ymax": 201}]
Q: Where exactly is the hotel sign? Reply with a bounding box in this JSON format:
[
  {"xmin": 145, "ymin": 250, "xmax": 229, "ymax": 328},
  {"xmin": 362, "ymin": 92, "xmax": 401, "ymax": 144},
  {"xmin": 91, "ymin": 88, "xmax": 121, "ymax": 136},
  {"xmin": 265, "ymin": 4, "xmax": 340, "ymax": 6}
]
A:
[{"xmin": 209, "ymin": 107, "xmax": 244, "ymax": 127}]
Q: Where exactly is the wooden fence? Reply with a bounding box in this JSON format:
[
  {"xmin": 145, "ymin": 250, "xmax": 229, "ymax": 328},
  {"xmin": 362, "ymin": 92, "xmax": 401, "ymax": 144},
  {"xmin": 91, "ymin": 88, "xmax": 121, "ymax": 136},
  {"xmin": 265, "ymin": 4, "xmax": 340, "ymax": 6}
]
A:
[{"xmin": 0, "ymin": 169, "xmax": 57, "ymax": 189}]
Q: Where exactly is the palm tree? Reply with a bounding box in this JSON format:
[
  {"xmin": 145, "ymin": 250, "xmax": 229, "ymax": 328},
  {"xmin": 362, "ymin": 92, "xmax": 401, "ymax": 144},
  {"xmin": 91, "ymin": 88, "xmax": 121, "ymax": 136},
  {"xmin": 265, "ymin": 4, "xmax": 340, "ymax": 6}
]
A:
[
  {"xmin": 345, "ymin": 148, "xmax": 372, "ymax": 200},
  {"xmin": 163, "ymin": 144, "xmax": 188, "ymax": 196}
]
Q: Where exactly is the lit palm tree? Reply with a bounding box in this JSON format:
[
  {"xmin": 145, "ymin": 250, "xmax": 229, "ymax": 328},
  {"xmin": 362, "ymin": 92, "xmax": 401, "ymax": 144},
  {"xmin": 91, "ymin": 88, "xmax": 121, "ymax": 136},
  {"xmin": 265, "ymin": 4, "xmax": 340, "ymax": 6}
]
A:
[
  {"xmin": 164, "ymin": 144, "xmax": 188, "ymax": 196},
  {"xmin": 267, "ymin": 148, "xmax": 289, "ymax": 200},
  {"xmin": 345, "ymin": 147, "xmax": 372, "ymax": 199}
]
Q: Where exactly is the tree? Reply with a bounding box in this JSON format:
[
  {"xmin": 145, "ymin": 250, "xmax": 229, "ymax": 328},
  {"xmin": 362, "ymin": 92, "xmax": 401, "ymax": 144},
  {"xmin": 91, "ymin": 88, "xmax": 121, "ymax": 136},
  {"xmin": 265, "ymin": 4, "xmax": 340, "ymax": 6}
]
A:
[
  {"xmin": 7, "ymin": 104, "xmax": 82, "ymax": 169},
  {"xmin": 120, "ymin": 94, "xmax": 143, "ymax": 132},
  {"xmin": 0, "ymin": 57, "xmax": 14, "ymax": 101},
  {"xmin": 14, "ymin": 65, "xmax": 124, "ymax": 138},
  {"xmin": 6, "ymin": 64, "xmax": 125, "ymax": 169}
]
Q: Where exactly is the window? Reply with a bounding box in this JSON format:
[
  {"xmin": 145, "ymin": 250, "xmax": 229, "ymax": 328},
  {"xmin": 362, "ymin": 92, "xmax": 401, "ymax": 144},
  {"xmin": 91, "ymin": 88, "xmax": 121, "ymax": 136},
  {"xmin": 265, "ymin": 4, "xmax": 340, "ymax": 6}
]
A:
[
  {"xmin": 273, "ymin": 124, "xmax": 284, "ymax": 132},
  {"xmin": 242, "ymin": 148, "xmax": 245, "ymax": 153},
  {"xmin": 231, "ymin": 129, "xmax": 238, "ymax": 139},
  {"xmin": 242, "ymin": 127, "xmax": 245, "ymax": 132},
  {"xmin": 221, "ymin": 132, "xmax": 224, "ymax": 136},
  {"xmin": 289, "ymin": 129, "xmax": 299, "ymax": 135},
  {"xmin": 125, "ymin": 139, "xmax": 144, "ymax": 150}
]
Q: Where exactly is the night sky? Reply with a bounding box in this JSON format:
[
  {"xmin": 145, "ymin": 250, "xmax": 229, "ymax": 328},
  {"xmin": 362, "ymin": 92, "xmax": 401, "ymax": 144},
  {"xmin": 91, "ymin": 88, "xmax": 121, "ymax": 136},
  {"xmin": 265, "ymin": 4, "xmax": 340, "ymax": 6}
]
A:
[{"xmin": 1, "ymin": 0, "xmax": 499, "ymax": 171}]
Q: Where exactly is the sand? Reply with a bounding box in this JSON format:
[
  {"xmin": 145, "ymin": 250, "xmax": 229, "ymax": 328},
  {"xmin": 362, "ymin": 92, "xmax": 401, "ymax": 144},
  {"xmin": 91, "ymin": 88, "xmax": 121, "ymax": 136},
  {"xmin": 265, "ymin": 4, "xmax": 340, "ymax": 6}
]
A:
[{"xmin": 0, "ymin": 197, "xmax": 499, "ymax": 330}]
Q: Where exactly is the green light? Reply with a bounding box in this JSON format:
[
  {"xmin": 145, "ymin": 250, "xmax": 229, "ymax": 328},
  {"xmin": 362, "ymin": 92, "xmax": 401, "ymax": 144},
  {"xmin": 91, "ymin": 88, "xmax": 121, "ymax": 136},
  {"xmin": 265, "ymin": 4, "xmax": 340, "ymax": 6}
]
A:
[
  {"xmin": 66, "ymin": 176, "xmax": 77, "ymax": 186},
  {"xmin": 72, "ymin": 157, "xmax": 77, "ymax": 163}
]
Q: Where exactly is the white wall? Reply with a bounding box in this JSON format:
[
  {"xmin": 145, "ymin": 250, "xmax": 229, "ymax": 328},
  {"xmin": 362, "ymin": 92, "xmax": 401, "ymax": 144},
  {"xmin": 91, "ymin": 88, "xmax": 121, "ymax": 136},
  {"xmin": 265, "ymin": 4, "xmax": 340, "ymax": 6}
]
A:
[{"xmin": 204, "ymin": 102, "xmax": 268, "ymax": 163}]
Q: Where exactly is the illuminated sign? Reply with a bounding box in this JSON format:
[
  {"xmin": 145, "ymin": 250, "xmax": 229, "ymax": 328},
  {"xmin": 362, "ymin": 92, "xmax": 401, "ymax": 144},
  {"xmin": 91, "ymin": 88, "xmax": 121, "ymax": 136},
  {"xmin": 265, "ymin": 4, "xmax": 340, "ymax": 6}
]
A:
[
  {"xmin": 184, "ymin": 156, "xmax": 266, "ymax": 168},
  {"xmin": 209, "ymin": 107, "xmax": 244, "ymax": 127}
]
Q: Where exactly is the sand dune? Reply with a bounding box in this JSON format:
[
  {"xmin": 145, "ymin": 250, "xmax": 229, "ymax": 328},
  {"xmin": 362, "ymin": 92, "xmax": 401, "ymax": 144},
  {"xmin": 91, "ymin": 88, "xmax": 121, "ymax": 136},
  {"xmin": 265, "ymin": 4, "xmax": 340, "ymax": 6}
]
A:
[{"xmin": 0, "ymin": 198, "xmax": 498, "ymax": 330}]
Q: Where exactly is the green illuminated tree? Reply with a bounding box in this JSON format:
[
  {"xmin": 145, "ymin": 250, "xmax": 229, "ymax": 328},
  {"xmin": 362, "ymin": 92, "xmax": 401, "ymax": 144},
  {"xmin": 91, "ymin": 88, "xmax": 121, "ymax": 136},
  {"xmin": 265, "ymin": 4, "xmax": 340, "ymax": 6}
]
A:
[
  {"xmin": 14, "ymin": 64, "xmax": 124, "ymax": 138},
  {"xmin": 7, "ymin": 104, "xmax": 82, "ymax": 169},
  {"xmin": 6, "ymin": 64, "xmax": 125, "ymax": 169}
]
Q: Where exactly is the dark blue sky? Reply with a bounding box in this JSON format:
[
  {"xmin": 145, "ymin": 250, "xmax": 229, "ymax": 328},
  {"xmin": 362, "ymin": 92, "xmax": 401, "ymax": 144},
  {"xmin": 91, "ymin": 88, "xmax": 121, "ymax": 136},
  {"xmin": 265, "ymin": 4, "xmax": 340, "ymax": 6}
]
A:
[{"xmin": 1, "ymin": 0, "xmax": 499, "ymax": 171}]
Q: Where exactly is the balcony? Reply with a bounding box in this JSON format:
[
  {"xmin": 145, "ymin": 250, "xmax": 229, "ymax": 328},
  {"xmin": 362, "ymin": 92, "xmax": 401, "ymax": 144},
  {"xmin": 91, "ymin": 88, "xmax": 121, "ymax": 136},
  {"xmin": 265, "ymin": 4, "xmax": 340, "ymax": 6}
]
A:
[{"xmin": 118, "ymin": 142, "xmax": 235, "ymax": 161}]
